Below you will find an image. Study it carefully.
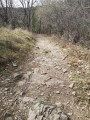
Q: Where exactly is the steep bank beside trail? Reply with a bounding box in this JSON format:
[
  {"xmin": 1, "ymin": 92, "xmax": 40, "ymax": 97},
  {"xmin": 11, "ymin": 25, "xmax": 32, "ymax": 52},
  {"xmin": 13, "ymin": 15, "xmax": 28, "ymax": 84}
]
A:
[{"xmin": 0, "ymin": 28, "xmax": 36, "ymax": 67}]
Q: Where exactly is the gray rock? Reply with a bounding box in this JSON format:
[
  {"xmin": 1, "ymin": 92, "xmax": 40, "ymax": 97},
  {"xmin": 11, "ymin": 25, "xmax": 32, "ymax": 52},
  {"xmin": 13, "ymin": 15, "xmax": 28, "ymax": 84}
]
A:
[
  {"xmin": 62, "ymin": 69, "xmax": 67, "ymax": 73},
  {"xmin": 69, "ymin": 83, "xmax": 74, "ymax": 88},
  {"xmin": 23, "ymin": 97, "xmax": 31, "ymax": 102},
  {"xmin": 27, "ymin": 103, "xmax": 69, "ymax": 120},
  {"xmin": 53, "ymin": 114, "xmax": 60, "ymax": 120},
  {"xmin": 43, "ymin": 105, "xmax": 50, "ymax": 113},
  {"xmin": 13, "ymin": 73, "xmax": 20, "ymax": 78},
  {"xmin": 67, "ymin": 113, "xmax": 73, "ymax": 116},
  {"xmin": 56, "ymin": 91, "xmax": 60, "ymax": 94},
  {"xmin": 27, "ymin": 109, "xmax": 36, "ymax": 120},
  {"xmin": 23, "ymin": 71, "xmax": 31, "ymax": 80},
  {"xmin": 37, "ymin": 116, "xmax": 43, "ymax": 120},
  {"xmin": 12, "ymin": 63, "xmax": 17, "ymax": 67},
  {"xmin": 40, "ymin": 93, "xmax": 44, "ymax": 96},
  {"xmin": 5, "ymin": 88, "xmax": 10, "ymax": 91},
  {"xmin": 34, "ymin": 103, "xmax": 40, "ymax": 109},
  {"xmin": 61, "ymin": 113, "xmax": 68, "ymax": 120},
  {"xmin": 56, "ymin": 108, "xmax": 62, "ymax": 114},
  {"xmin": 72, "ymin": 91, "xmax": 76, "ymax": 96},
  {"xmin": 18, "ymin": 80, "xmax": 26, "ymax": 86},
  {"xmin": 20, "ymin": 91, "xmax": 26, "ymax": 96}
]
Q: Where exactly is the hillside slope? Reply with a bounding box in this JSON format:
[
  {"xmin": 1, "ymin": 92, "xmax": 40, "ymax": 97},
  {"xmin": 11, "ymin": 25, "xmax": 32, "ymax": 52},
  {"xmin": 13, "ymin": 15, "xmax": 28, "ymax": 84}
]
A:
[{"xmin": 0, "ymin": 28, "xmax": 36, "ymax": 66}]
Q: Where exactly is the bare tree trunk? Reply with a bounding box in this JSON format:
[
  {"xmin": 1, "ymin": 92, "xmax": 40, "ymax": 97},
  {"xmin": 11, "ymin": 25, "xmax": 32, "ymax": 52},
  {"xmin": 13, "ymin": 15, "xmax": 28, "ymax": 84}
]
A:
[{"xmin": 19, "ymin": 0, "xmax": 37, "ymax": 31}]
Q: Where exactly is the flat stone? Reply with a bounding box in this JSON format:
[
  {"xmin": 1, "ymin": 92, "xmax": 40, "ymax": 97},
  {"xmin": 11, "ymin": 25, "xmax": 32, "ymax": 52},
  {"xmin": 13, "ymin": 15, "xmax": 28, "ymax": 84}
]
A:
[
  {"xmin": 5, "ymin": 88, "xmax": 9, "ymax": 91},
  {"xmin": 12, "ymin": 63, "xmax": 17, "ymax": 67},
  {"xmin": 27, "ymin": 109, "xmax": 36, "ymax": 120},
  {"xmin": 61, "ymin": 113, "xmax": 68, "ymax": 120},
  {"xmin": 40, "ymin": 93, "xmax": 44, "ymax": 96},
  {"xmin": 69, "ymin": 83, "xmax": 74, "ymax": 88},
  {"xmin": 41, "ymin": 83, "xmax": 46, "ymax": 85},
  {"xmin": 53, "ymin": 114, "xmax": 60, "ymax": 120},
  {"xmin": 56, "ymin": 91, "xmax": 60, "ymax": 94},
  {"xmin": 23, "ymin": 97, "xmax": 31, "ymax": 102},
  {"xmin": 56, "ymin": 108, "xmax": 62, "ymax": 113},
  {"xmin": 87, "ymin": 92, "xmax": 90, "ymax": 96},
  {"xmin": 23, "ymin": 71, "xmax": 32, "ymax": 80},
  {"xmin": 67, "ymin": 113, "xmax": 73, "ymax": 116},
  {"xmin": 27, "ymin": 71, "xmax": 32, "ymax": 76},
  {"xmin": 20, "ymin": 91, "xmax": 26, "ymax": 96},
  {"xmin": 72, "ymin": 91, "xmax": 76, "ymax": 96},
  {"xmin": 37, "ymin": 116, "xmax": 43, "ymax": 120},
  {"xmin": 18, "ymin": 80, "xmax": 26, "ymax": 86},
  {"xmin": 63, "ymin": 69, "xmax": 67, "ymax": 73},
  {"xmin": 55, "ymin": 66, "xmax": 61, "ymax": 70},
  {"xmin": 13, "ymin": 73, "xmax": 20, "ymax": 78},
  {"xmin": 34, "ymin": 103, "xmax": 40, "ymax": 108}
]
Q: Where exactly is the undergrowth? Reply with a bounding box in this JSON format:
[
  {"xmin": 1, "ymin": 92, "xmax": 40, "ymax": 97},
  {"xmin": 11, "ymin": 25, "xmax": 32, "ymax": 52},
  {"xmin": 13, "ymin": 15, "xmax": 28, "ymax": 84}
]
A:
[{"xmin": 52, "ymin": 35, "xmax": 90, "ymax": 112}]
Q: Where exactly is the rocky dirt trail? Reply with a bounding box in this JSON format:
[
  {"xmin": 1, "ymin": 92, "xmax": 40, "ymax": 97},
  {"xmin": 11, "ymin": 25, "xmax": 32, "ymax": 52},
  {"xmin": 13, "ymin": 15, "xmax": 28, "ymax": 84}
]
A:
[{"xmin": 0, "ymin": 35, "xmax": 89, "ymax": 120}]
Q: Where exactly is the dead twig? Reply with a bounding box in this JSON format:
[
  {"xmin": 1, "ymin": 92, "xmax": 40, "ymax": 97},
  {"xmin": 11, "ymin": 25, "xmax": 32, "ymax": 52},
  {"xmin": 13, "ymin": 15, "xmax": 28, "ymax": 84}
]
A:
[{"xmin": 63, "ymin": 55, "xmax": 68, "ymax": 60}]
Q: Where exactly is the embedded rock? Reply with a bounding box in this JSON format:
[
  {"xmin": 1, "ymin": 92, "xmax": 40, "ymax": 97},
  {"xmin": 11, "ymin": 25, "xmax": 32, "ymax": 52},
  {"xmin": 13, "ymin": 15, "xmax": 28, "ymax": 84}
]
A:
[{"xmin": 27, "ymin": 103, "xmax": 69, "ymax": 120}]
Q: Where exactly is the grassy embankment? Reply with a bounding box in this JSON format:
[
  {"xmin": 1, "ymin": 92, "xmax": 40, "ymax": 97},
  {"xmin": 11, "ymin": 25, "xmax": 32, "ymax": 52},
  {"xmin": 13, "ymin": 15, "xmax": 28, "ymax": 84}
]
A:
[{"xmin": 0, "ymin": 28, "xmax": 36, "ymax": 67}]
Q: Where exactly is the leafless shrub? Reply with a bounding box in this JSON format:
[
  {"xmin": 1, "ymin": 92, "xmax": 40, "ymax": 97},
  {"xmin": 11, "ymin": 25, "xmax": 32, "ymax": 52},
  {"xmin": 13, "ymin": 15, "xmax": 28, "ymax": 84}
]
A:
[{"xmin": 35, "ymin": 0, "xmax": 90, "ymax": 44}]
